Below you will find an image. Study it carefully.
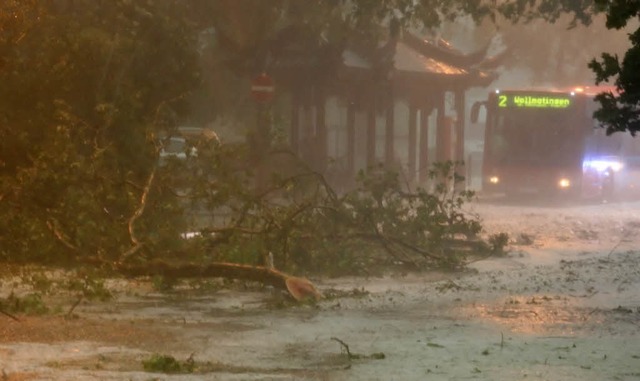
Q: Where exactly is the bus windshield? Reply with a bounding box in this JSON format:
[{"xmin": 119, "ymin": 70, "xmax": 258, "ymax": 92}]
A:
[{"xmin": 490, "ymin": 107, "xmax": 582, "ymax": 167}]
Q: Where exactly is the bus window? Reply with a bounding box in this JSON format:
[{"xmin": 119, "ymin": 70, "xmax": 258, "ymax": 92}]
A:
[
  {"xmin": 493, "ymin": 108, "xmax": 578, "ymax": 166},
  {"xmin": 491, "ymin": 116, "xmax": 510, "ymax": 164}
]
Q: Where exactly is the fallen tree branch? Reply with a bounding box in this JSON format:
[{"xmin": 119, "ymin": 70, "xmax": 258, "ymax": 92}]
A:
[{"xmin": 115, "ymin": 260, "xmax": 323, "ymax": 302}]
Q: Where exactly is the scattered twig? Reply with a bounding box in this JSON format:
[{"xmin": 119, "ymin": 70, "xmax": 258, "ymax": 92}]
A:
[
  {"xmin": 607, "ymin": 239, "xmax": 623, "ymax": 258},
  {"xmin": 66, "ymin": 295, "xmax": 83, "ymax": 318},
  {"xmin": 330, "ymin": 337, "xmax": 385, "ymax": 362},
  {"xmin": 331, "ymin": 337, "xmax": 353, "ymax": 359}
]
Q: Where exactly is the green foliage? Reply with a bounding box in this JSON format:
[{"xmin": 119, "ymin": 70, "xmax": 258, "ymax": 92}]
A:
[
  {"xmin": 0, "ymin": 1, "xmax": 201, "ymax": 264},
  {"xmin": 0, "ymin": 292, "xmax": 49, "ymax": 315},
  {"xmin": 588, "ymin": 0, "xmax": 640, "ymax": 135},
  {"xmin": 63, "ymin": 274, "xmax": 113, "ymax": 302},
  {"xmin": 142, "ymin": 353, "xmax": 195, "ymax": 374},
  {"xmin": 491, "ymin": 0, "xmax": 640, "ymax": 135},
  {"xmin": 9, "ymin": 268, "xmax": 113, "ymax": 308},
  {"xmin": 175, "ymin": 152, "xmax": 490, "ymax": 275},
  {"xmin": 493, "ymin": 0, "xmax": 597, "ymax": 26},
  {"xmin": 24, "ymin": 272, "xmax": 55, "ymax": 294},
  {"xmin": 488, "ymin": 232, "xmax": 510, "ymax": 255},
  {"xmin": 0, "ymin": 1, "xmax": 509, "ymax": 279},
  {"xmin": 304, "ymin": 161, "xmax": 483, "ymax": 273},
  {"xmin": 151, "ymin": 275, "xmax": 179, "ymax": 293}
]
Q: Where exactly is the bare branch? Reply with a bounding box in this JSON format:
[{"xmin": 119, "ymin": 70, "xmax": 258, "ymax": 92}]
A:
[
  {"xmin": 0, "ymin": 307, "xmax": 20, "ymax": 322},
  {"xmin": 122, "ymin": 166, "xmax": 156, "ymax": 260},
  {"xmin": 46, "ymin": 220, "xmax": 79, "ymax": 252},
  {"xmin": 128, "ymin": 166, "xmax": 156, "ymax": 246}
]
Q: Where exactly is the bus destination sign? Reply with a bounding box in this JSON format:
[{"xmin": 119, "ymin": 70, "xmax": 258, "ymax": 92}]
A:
[{"xmin": 497, "ymin": 93, "xmax": 572, "ymax": 109}]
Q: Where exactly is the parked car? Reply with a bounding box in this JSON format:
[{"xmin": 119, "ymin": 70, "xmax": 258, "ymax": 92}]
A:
[
  {"xmin": 158, "ymin": 126, "xmax": 219, "ymax": 164},
  {"xmin": 159, "ymin": 136, "xmax": 193, "ymax": 161}
]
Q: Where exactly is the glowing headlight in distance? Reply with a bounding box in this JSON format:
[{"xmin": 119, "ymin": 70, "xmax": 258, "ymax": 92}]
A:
[
  {"xmin": 610, "ymin": 161, "xmax": 623, "ymax": 172},
  {"xmin": 583, "ymin": 159, "xmax": 624, "ymax": 172},
  {"xmin": 558, "ymin": 178, "xmax": 571, "ymax": 188},
  {"xmin": 489, "ymin": 176, "xmax": 499, "ymax": 184}
]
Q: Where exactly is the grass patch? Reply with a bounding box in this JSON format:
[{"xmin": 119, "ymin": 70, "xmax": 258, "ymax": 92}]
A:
[
  {"xmin": 0, "ymin": 292, "xmax": 49, "ymax": 315},
  {"xmin": 142, "ymin": 353, "xmax": 195, "ymax": 374}
]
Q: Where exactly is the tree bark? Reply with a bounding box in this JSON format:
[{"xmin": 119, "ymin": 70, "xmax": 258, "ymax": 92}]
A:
[{"xmin": 116, "ymin": 260, "xmax": 323, "ymax": 302}]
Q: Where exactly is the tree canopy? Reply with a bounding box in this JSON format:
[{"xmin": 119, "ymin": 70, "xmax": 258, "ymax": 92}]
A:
[
  {"xmin": 589, "ymin": 0, "xmax": 640, "ymax": 135},
  {"xmin": 0, "ymin": 0, "xmax": 201, "ymax": 263}
]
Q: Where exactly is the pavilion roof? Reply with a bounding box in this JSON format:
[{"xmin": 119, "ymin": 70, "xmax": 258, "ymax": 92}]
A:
[
  {"xmin": 265, "ymin": 26, "xmax": 503, "ymax": 90},
  {"xmin": 341, "ymin": 31, "xmax": 501, "ymax": 88}
]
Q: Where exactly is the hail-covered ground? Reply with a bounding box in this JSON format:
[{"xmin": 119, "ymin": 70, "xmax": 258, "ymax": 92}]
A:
[{"xmin": 1, "ymin": 198, "xmax": 640, "ymax": 380}]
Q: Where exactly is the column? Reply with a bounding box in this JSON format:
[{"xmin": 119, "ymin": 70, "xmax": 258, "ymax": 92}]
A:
[
  {"xmin": 290, "ymin": 91, "xmax": 300, "ymax": 155},
  {"xmin": 385, "ymin": 102, "xmax": 395, "ymax": 168},
  {"xmin": 408, "ymin": 103, "xmax": 417, "ymax": 182},
  {"xmin": 315, "ymin": 87, "xmax": 327, "ymax": 172},
  {"xmin": 418, "ymin": 105, "xmax": 431, "ymax": 184},
  {"xmin": 454, "ymin": 89, "xmax": 466, "ymax": 191},
  {"xmin": 346, "ymin": 101, "xmax": 356, "ymax": 178}
]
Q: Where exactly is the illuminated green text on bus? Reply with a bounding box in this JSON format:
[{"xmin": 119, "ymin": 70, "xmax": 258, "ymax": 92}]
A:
[{"xmin": 497, "ymin": 94, "xmax": 572, "ymax": 109}]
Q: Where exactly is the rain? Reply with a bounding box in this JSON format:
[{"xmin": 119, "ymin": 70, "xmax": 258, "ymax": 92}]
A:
[{"xmin": 1, "ymin": 2, "xmax": 639, "ymax": 380}]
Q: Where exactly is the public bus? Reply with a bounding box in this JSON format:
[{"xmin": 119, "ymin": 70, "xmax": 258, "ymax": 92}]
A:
[{"xmin": 470, "ymin": 87, "xmax": 640, "ymax": 200}]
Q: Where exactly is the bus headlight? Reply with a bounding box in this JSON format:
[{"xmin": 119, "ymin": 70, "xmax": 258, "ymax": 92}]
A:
[
  {"xmin": 583, "ymin": 158, "xmax": 624, "ymax": 172},
  {"xmin": 558, "ymin": 178, "xmax": 571, "ymax": 188},
  {"xmin": 610, "ymin": 161, "xmax": 624, "ymax": 172},
  {"xmin": 489, "ymin": 176, "xmax": 500, "ymax": 184}
]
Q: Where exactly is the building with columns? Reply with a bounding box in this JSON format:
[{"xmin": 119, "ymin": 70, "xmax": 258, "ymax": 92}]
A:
[{"xmin": 266, "ymin": 26, "xmax": 502, "ymax": 190}]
